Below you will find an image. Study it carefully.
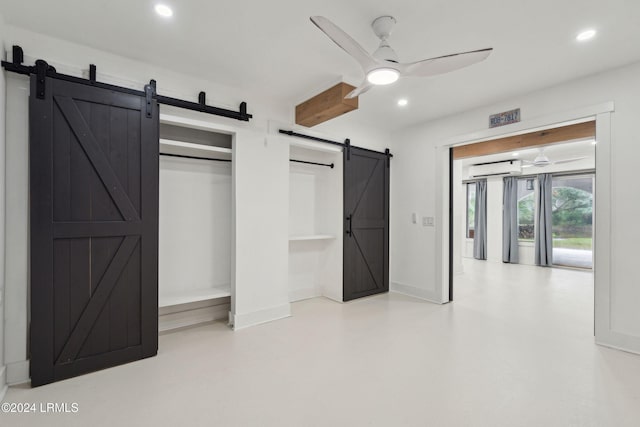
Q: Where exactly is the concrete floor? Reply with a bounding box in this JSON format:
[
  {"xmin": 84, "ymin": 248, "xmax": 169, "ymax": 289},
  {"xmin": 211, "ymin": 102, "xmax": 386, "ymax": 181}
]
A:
[
  {"xmin": 3, "ymin": 259, "xmax": 640, "ymax": 426},
  {"xmin": 553, "ymin": 247, "xmax": 593, "ymax": 269}
]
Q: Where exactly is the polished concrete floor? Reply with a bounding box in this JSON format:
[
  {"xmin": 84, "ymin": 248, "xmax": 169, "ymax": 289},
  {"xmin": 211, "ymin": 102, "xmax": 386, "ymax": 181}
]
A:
[
  {"xmin": 553, "ymin": 247, "xmax": 593, "ymax": 269},
  {"xmin": 3, "ymin": 260, "xmax": 640, "ymax": 426}
]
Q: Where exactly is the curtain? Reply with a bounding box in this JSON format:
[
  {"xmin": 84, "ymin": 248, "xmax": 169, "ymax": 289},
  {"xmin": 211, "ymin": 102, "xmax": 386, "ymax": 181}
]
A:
[
  {"xmin": 473, "ymin": 179, "xmax": 487, "ymax": 260},
  {"xmin": 502, "ymin": 176, "xmax": 519, "ymax": 263},
  {"xmin": 535, "ymin": 173, "xmax": 553, "ymax": 266}
]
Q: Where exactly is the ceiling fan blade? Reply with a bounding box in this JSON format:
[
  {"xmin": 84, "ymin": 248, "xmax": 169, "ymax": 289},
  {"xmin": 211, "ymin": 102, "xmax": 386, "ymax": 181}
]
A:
[
  {"xmin": 552, "ymin": 157, "xmax": 588, "ymax": 165},
  {"xmin": 310, "ymin": 16, "xmax": 378, "ymax": 71},
  {"xmin": 400, "ymin": 48, "xmax": 493, "ymax": 77},
  {"xmin": 522, "ymin": 164, "xmax": 534, "ymax": 168},
  {"xmin": 345, "ymin": 81, "xmax": 374, "ymax": 99}
]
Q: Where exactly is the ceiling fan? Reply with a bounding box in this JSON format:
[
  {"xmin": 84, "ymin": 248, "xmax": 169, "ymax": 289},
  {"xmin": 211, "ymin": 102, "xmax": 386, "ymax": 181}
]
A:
[
  {"xmin": 521, "ymin": 148, "xmax": 587, "ymax": 168},
  {"xmin": 310, "ymin": 15, "xmax": 493, "ymax": 99}
]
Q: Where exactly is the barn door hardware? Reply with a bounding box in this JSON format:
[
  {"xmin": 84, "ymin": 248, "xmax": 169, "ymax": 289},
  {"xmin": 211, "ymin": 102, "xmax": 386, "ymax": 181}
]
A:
[
  {"xmin": 277, "ymin": 129, "xmax": 393, "ymax": 161},
  {"xmin": 1, "ymin": 45, "xmax": 253, "ymax": 121}
]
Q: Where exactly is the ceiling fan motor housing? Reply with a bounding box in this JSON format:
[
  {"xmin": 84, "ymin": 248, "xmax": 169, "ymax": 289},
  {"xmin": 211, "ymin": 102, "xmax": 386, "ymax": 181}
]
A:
[
  {"xmin": 372, "ymin": 16, "xmax": 396, "ymax": 40},
  {"xmin": 372, "ymin": 16, "xmax": 399, "ymax": 63}
]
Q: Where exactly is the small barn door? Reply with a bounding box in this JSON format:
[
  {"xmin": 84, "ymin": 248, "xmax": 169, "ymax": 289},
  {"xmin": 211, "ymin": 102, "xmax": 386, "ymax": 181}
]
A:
[
  {"xmin": 30, "ymin": 76, "xmax": 159, "ymax": 386},
  {"xmin": 343, "ymin": 146, "xmax": 390, "ymax": 301}
]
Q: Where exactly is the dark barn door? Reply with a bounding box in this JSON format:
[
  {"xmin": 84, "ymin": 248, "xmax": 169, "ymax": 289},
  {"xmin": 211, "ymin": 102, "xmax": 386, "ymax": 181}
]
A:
[
  {"xmin": 30, "ymin": 76, "xmax": 159, "ymax": 386},
  {"xmin": 343, "ymin": 147, "xmax": 390, "ymax": 301}
]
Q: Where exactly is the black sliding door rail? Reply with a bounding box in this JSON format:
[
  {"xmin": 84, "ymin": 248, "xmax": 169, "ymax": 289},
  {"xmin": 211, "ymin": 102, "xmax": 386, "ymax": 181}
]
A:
[
  {"xmin": 279, "ymin": 129, "xmax": 346, "ymax": 148},
  {"xmin": 278, "ymin": 129, "xmax": 393, "ymax": 160},
  {"xmin": 2, "ymin": 45, "xmax": 253, "ymax": 122}
]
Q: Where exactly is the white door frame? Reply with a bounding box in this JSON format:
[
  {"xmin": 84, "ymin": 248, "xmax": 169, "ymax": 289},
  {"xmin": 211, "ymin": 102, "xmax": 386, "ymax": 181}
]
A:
[{"xmin": 434, "ymin": 102, "xmax": 620, "ymax": 350}]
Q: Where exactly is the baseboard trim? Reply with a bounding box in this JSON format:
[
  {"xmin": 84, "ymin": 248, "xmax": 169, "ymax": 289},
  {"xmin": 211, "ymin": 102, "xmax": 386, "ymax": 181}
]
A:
[
  {"xmin": 289, "ymin": 287, "xmax": 321, "ymax": 302},
  {"xmin": 596, "ymin": 339, "xmax": 640, "ymax": 356},
  {"xmin": 6, "ymin": 360, "xmax": 30, "ymax": 385},
  {"xmin": 390, "ymin": 281, "xmax": 444, "ymax": 304},
  {"xmin": 233, "ymin": 303, "xmax": 291, "ymax": 330},
  {"xmin": 0, "ymin": 366, "xmax": 7, "ymax": 402}
]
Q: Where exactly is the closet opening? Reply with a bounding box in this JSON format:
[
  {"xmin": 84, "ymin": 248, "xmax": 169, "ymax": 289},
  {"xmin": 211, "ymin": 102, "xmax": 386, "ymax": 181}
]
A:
[{"xmin": 158, "ymin": 118, "xmax": 234, "ymax": 332}]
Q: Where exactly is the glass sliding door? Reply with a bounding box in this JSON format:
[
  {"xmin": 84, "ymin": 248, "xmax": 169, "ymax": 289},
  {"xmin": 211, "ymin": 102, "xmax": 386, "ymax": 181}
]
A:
[{"xmin": 551, "ymin": 174, "xmax": 594, "ymax": 269}]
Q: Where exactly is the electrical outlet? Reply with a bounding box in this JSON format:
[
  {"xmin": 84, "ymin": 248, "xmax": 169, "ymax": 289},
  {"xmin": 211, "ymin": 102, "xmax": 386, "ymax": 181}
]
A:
[
  {"xmin": 412, "ymin": 213, "xmax": 417, "ymax": 224},
  {"xmin": 423, "ymin": 216, "xmax": 435, "ymax": 227}
]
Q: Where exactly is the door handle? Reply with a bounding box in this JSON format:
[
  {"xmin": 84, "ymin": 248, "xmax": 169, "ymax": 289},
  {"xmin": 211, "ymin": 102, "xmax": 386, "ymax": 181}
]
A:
[{"xmin": 346, "ymin": 215, "xmax": 352, "ymax": 236}]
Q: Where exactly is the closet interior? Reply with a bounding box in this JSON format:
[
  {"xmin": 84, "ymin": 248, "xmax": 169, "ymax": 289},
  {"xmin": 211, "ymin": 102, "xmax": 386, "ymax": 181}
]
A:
[
  {"xmin": 288, "ymin": 139, "xmax": 343, "ymax": 302},
  {"xmin": 158, "ymin": 115, "xmax": 233, "ymax": 331}
]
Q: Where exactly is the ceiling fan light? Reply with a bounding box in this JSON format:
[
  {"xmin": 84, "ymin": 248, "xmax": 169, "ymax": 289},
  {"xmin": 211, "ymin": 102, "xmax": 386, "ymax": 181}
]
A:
[
  {"xmin": 367, "ymin": 68, "xmax": 400, "ymax": 85},
  {"xmin": 576, "ymin": 29, "xmax": 596, "ymax": 41},
  {"xmin": 154, "ymin": 4, "xmax": 173, "ymax": 17}
]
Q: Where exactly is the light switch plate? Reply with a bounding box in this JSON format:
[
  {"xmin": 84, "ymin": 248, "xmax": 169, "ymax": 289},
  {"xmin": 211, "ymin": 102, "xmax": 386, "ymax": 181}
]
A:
[{"xmin": 412, "ymin": 213, "xmax": 417, "ymax": 224}]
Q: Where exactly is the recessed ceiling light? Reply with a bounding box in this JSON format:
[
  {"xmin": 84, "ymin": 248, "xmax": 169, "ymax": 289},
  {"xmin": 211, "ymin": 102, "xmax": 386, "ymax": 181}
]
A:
[
  {"xmin": 367, "ymin": 68, "xmax": 400, "ymax": 85},
  {"xmin": 591, "ymin": 140, "xmax": 598, "ymax": 145},
  {"xmin": 155, "ymin": 4, "xmax": 173, "ymax": 17},
  {"xmin": 397, "ymin": 99, "xmax": 408, "ymax": 107},
  {"xmin": 512, "ymin": 152, "xmax": 519, "ymax": 157},
  {"xmin": 576, "ymin": 29, "xmax": 596, "ymax": 41}
]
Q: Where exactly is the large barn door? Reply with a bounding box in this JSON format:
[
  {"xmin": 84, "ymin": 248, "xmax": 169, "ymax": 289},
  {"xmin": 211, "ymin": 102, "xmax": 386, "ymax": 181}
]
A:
[
  {"xmin": 30, "ymin": 76, "xmax": 159, "ymax": 386},
  {"xmin": 343, "ymin": 147, "xmax": 390, "ymax": 301}
]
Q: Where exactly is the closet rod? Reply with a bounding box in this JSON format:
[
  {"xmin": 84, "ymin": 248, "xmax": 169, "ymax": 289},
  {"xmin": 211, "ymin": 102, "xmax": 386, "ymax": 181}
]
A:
[
  {"xmin": 1, "ymin": 45, "xmax": 253, "ymax": 122},
  {"xmin": 290, "ymin": 159, "xmax": 334, "ymax": 168},
  {"xmin": 160, "ymin": 153, "xmax": 231, "ymax": 162}
]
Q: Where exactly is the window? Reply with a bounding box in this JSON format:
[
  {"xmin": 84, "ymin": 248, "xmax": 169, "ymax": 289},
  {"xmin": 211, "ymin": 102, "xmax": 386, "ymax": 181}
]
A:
[
  {"xmin": 466, "ymin": 183, "xmax": 476, "ymax": 238},
  {"xmin": 517, "ymin": 178, "xmax": 536, "ymax": 241}
]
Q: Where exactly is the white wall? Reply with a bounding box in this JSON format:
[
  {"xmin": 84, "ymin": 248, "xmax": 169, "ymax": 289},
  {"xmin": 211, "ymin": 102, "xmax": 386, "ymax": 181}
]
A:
[
  {"xmin": 390, "ymin": 60, "xmax": 640, "ymax": 354},
  {"xmin": 0, "ymin": 12, "xmax": 7, "ymax": 400},
  {"xmin": 232, "ymin": 133, "xmax": 290, "ymax": 329},
  {"xmin": 158, "ymin": 158, "xmax": 232, "ymax": 301}
]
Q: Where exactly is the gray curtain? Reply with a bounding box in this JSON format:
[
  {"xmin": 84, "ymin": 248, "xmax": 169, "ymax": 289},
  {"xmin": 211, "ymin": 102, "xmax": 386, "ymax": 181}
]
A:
[
  {"xmin": 502, "ymin": 176, "xmax": 519, "ymax": 263},
  {"xmin": 535, "ymin": 173, "xmax": 553, "ymax": 266},
  {"xmin": 473, "ymin": 179, "xmax": 487, "ymax": 260}
]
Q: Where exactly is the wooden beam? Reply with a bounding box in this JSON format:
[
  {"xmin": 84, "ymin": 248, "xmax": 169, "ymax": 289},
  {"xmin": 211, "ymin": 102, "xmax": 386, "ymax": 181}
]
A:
[
  {"xmin": 295, "ymin": 82, "xmax": 358, "ymax": 127},
  {"xmin": 452, "ymin": 121, "xmax": 596, "ymax": 160}
]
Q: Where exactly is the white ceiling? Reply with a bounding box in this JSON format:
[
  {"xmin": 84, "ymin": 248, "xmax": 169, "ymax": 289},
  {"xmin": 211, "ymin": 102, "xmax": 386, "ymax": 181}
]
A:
[{"xmin": 2, "ymin": 0, "xmax": 639, "ymax": 131}]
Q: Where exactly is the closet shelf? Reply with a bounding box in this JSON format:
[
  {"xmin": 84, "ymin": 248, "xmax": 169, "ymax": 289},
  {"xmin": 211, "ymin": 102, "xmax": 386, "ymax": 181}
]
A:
[
  {"xmin": 289, "ymin": 139, "xmax": 343, "ymax": 154},
  {"xmin": 289, "ymin": 234, "xmax": 336, "ymax": 241},
  {"xmin": 160, "ymin": 139, "xmax": 232, "ymax": 161},
  {"xmin": 159, "ymin": 285, "xmax": 231, "ymax": 307}
]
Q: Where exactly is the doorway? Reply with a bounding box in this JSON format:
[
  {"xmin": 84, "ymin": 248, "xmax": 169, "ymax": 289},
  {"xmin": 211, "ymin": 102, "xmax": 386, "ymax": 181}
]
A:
[
  {"xmin": 550, "ymin": 174, "xmax": 594, "ymax": 269},
  {"xmin": 449, "ymin": 120, "xmax": 597, "ymax": 303}
]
